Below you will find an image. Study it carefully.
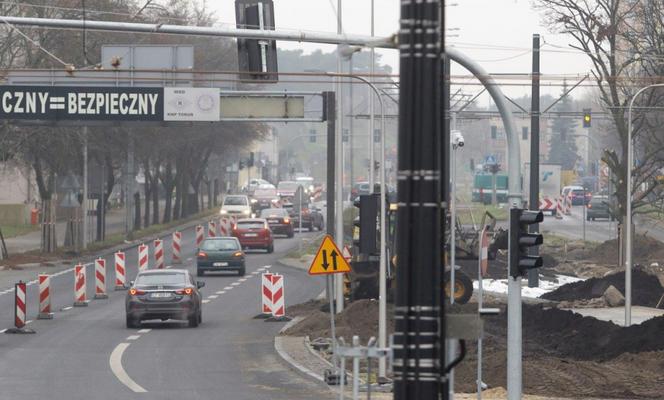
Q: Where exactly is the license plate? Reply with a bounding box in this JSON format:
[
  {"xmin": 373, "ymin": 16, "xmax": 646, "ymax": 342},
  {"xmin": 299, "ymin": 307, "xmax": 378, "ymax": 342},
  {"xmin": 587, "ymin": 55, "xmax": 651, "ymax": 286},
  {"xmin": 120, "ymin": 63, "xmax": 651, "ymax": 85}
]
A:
[
  {"xmin": 245, "ymin": 233, "xmax": 258, "ymax": 237},
  {"xmin": 268, "ymin": 219, "xmax": 279, "ymax": 224},
  {"xmin": 150, "ymin": 292, "xmax": 171, "ymax": 298},
  {"xmin": 213, "ymin": 262, "xmax": 228, "ymax": 267}
]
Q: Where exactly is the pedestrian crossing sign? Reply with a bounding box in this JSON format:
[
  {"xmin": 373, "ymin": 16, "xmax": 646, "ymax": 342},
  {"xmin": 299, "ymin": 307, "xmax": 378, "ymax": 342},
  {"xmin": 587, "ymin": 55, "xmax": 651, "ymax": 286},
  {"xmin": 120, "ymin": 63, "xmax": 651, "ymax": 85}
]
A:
[{"xmin": 308, "ymin": 235, "xmax": 352, "ymax": 275}]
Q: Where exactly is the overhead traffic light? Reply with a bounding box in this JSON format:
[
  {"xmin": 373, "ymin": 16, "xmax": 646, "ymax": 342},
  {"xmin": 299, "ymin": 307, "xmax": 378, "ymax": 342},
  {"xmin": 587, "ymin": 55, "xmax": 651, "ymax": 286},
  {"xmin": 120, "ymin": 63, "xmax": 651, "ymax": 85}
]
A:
[
  {"xmin": 248, "ymin": 152, "xmax": 255, "ymax": 167},
  {"xmin": 374, "ymin": 128, "xmax": 381, "ymax": 143},
  {"xmin": 509, "ymin": 208, "xmax": 544, "ymax": 279},
  {"xmin": 239, "ymin": 160, "xmax": 245, "ymax": 170},
  {"xmin": 583, "ymin": 108, "xmax": 591, "ymax": 128},
  {"xmin": 235, "ymin": 0, "xmax": 279, "ymax": 82},
  {"xmin": 353, "ymin": 194, "xmax": 379, "ymax": 255}
]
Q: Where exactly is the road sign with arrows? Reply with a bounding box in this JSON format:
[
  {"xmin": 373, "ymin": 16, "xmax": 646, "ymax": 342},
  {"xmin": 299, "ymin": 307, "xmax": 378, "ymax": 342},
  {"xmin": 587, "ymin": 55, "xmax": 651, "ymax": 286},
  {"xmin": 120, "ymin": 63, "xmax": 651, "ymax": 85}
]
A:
[{"xmin": 308, "ymin": 235, "xmax": 352, "ymax": 275}]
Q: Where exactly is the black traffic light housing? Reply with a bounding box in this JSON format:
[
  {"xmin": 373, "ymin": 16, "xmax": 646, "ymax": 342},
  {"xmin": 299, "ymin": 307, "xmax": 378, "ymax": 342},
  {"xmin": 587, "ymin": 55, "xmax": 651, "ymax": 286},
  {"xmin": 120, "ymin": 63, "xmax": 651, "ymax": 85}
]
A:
[
  {"xmin": 353, "ymin": 194, "xmax": 379, "ymax": 255},
  {"xmin": 509, "ymin": 208, "xmax": 544, "ymax": 278},
  {"xmin": 583, "ymin": 108, "xmax": 591, "ymax": 128},
  {"xmin": 248, "ymin": 152, "xmax": 255, "ymax": 167},
  {"xmin": 235, "ymin": 0, "xmax": 279, "ymax": 82},
  {"xmin": 239, "ymin": 160, "xmax": 245, "ymax": 170}
]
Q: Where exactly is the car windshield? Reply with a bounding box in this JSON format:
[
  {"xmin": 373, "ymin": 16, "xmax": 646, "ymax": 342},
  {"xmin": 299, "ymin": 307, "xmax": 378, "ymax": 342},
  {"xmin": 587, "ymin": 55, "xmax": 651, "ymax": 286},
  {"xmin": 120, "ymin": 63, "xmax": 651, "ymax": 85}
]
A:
[
  {"xmin": 591, "ymin": 198, "xmax": 608, "ymax": 206},
  {"xmin": 278, "ymin": 182, "xmax": 299, "ymax": 191},
  {"xmin": 572, "ymin": 190, "xmax": 586, "ymax": 196},
  {"xmin": 237, "ymin": 221, "xmax": 265, "ymax": 229},
  {"xmin": 135, "ymin": 272, "xmax": 186, "ymax": 287},
  {"xmin": 200, "ymin": 239, "xmax": 239, "ymax": 251},
  {"xmin": 254, "ymin": 189, "xmax": 277, "ymax": 197},
  {"xmin": 224, "ymin": 196, "xmax": 247, "ymax": 206},
  {"xmin": 261, "ymin": 208, "xmax": 287, "ymax": 217}
]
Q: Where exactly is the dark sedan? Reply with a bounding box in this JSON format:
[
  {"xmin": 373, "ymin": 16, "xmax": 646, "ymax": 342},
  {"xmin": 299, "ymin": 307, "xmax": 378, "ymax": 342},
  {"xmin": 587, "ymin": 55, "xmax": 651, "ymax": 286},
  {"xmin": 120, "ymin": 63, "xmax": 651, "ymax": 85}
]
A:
[
  {"xmin": 251, "ymin": 188, "xmax": 280, "ymax": 213},
  {"xmin": 125, "ymin": 269, "xmax": 204, "ymax": 328},
  {"xmin": 196, "ymin": 237, "xmax": 246, "ymax": 276},
  {"xmin": 260, "ymin": 208, "xmax": 294, "ymax": 237}
]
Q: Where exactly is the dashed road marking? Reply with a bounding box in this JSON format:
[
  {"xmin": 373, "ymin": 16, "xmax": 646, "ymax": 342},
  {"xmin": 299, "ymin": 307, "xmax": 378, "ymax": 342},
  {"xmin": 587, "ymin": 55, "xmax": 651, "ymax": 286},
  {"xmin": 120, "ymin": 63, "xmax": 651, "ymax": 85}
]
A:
[
  {"xmin": 126, "ymin": 335, "xmax": 140, "ymax": 341},
  {"xmin": 251, "ymin": 271, "xmax": 260, "ymax": 275},
  {"xmin": 137, "ymin": 329, "xmax": 151, "ymax": 334},
  {"xmin": 0, "ymin": 329, "xmax": 6, "ymax": 333},
  {"xmin": 216, "ymin": 291, "xmax": 225, "ymax": 295},
  {"xmin": 239, "ymin": 278, "xmax": 247, "ymax": 282},
  {"xmin": 223, "ymin": 286, "xmax": 233, "ymax": 290},
  {"xmin": 208, "ymin": 295, "xmax": 218, "ymax": 299},
  {"xmin": 202, "ymin": 299, "xmax": 210, "ymax": 304},
  {"xmin": 187, "ymin": 257, "xmax": 193, "ymax": 261},
  {"xmin": 110, "ymin": 343, "xmax": 148, "ymax": 393},
  {"xmin": 231, "ymin": 282, "xmax": 240, "ymax": 286},
  {"xmin": 61, "ymin": 306, "xmax": 73, "ymax": 311},
  {"xmin": 25, "ymin": 320, "xmax": 32, "ymax": 325}
]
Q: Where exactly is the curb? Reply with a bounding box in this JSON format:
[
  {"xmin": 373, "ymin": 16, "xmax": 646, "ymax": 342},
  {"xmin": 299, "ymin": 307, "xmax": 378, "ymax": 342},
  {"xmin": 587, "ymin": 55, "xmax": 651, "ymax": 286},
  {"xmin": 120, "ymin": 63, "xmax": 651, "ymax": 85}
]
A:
[{"xmin": 273, "ymin": 316, "xmax": 329, "ymax": 386}]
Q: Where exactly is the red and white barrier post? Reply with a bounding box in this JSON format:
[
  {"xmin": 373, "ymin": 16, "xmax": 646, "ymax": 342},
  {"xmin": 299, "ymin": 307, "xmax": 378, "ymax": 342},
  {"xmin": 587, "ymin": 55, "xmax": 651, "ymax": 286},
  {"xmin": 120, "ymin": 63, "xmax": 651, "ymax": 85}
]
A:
[
  {"xmin": 219, "ymin": 217, "xmax": 231, "ymax": 237},
  {"xmin": 38, "ymin": 274, "xmax": 54, "ymax": 319},
  {"xmin": 565, "ymin": 191, "xmax": 572, "ymax": 215},
  {"xmin": 195, "ymin": 225, "xmax": 204, "ymax": 247},
  {"xmin": 15, "ymin": 281, "xmax": 26, "ymax": 327},
  {"xmin": 270, "ymin": 274, "xmax": 287, "ymax": 319},
  {"xmin": 94, "ymin": 258, "xmax": 108, "ymax": 299},
  {"xmin": 172, "ymin": 231, "xmax": 182, "ymax": 264},
  {"xmin": 74, "ymin": 264, "xmax": 88, "ymax": 307},
  {"xmin": 260, "ymin": 272, "xmax": 274, "ymax": 316},
  {"xmin": 556, "ymin": 197, "xmax": 564, "ymax": 220},
  {"xmin": 114, "ymin": 251, "xmax": 126, "ymax": 290},
  {"xmin": 154, "ymin": 239, "xmax": 164, "ymax": 269},
  {"xmin": 138, "ymin": 244, "xmax": 149, "ymax": 272},
  {"xmin": 208, "ymin": 221, "xmax": 217, "ymax": 238}
]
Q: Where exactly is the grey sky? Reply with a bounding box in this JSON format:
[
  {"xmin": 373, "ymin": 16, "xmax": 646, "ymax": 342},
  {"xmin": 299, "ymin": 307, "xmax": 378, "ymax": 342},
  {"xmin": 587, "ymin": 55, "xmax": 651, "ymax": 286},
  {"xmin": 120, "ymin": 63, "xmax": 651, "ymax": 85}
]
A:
[{"xmin": 211, "ymin": 0, "xmax": 593, "ymax": 102}]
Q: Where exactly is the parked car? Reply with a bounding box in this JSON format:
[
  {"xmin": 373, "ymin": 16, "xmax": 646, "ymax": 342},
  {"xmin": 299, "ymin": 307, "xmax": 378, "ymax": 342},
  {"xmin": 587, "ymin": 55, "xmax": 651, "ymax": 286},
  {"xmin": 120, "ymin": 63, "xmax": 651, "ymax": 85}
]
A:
[
  {"xmin": 196, "ymin": 237, "xmax": 245, "ymax": 277},
  {"xmin": 125, "ymin": 269, "xmax": 204, "ymax": 328},
  {"xmin": 260, "ymin": 208, "xmax": 294, "ymax": 238},
  {"xmin": 232, "ymin": 218, "xmax": 274, "ymax": 253},
  {"xmin": 587, "ymin": 195, "xmax": 613, "ymax": 221},
  {"xmin": 220, "ymin": 195, "xmax": 252, "ymax": 217}
]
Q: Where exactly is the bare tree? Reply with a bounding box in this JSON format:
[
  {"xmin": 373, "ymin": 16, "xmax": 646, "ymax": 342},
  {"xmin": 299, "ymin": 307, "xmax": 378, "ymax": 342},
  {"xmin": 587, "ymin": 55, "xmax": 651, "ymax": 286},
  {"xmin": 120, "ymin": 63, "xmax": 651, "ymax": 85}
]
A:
[{"xmin": 534, "ymin": 0, "xmax": 664, "ymax": 221}]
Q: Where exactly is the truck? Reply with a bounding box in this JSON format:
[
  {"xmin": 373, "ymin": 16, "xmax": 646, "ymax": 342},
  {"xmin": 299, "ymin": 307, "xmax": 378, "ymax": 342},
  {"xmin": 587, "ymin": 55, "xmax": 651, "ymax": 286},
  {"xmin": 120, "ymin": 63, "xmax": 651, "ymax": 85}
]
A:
[
  {"xmin": 522, "ymin": 163, "xmax": 562, "ymax": 215},
  {"xmin": 471, "ymin": 173, "xmax": 509, "ymax": 204}
]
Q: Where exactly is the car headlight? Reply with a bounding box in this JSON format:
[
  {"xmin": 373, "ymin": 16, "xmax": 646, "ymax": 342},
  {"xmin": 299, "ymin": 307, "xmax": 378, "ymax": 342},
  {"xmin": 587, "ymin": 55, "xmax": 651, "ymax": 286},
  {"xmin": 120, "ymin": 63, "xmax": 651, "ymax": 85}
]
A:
[
  {"xmin": 220, "ymin": 209, "xmax": 228, "ymax": 215},
  {"xmin": 243, "ymin": 209, "xmax": 251, "ymax": 215},
  {"xmin": 250, "ymin": 199, "xmax": 257, "ymax": 204}
]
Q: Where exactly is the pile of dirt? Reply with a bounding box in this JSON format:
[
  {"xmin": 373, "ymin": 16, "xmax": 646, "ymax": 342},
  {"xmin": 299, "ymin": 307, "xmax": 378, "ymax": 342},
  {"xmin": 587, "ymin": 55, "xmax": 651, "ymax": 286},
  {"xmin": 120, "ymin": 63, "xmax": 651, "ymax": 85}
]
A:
[
  {"xmin": 284, "ymin": 298, "xmax": 394, "ymax": 342},
  {"xmin": 589, "ymin": 233, "xmax": 664, "ymax": 265},
  {"xmin": 540, "ymin": 268, "xmax": 664, "ymax": 307}
]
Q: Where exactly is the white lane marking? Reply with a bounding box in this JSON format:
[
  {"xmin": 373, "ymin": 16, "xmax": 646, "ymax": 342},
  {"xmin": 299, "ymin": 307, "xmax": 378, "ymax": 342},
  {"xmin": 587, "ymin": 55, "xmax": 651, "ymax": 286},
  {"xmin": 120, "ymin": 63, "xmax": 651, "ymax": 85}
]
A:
[
  {"xmin": 187, "ymin": 257, "xmax": 193, "ymax": 261},
  {"xmin": 264, "ymin": 265, "xmax": 272, "ymax": 269},
  {"xmin": 137, "ymin": 329, "xmax": 151, "ymax": 334},
  {"xmin": 61, "ymin": 306, "xmax": 73, "ymax": 311},
  {"xmin": 223, "ymin": 286, "xmax": 233, "ymax": 290},
  {"xmin": 0, "ymin": 329, "xmax": 5, "ymax": 333},
  {"xmin": 231, "ymin": 282, "xmax": 240, "ymax": 286},
  {"xmin": 202, "ymin": 299, "xmax": 210, "ymax": 304},
  {"xmin": 216, "ymin": 291, "xmax": 225, "ymax": 295},
  {"xmin": 25, "ymin": 320, "xmax": 32, "ymax": 325},
  {"xmin": 208, "ymin": 295, "xmax": 218, "ymax": 299},
  {"xmin": 0, "ymin": 262, "xmax": 93, "ymax": 297},
  {"xmin": 245, "ymin": 275, "xmax": 253, "ymax": 279},
  {"xmin": 109, "ymin": 343, "xmax": 148, "ymax": 393},
  {"xmin": 251, "ymin": 271, "xmax": 260, "ymax": 275},
  {"xmin": 239, "ymin": 278, "xmax": 247, "ymax": 282},
  {"xmin": 166, "ymin": 265, "xmax": 172, "ymax": 269},
  {"xmin": 126, "ymin": 335, "xmax": 140, "ymax": 341}
]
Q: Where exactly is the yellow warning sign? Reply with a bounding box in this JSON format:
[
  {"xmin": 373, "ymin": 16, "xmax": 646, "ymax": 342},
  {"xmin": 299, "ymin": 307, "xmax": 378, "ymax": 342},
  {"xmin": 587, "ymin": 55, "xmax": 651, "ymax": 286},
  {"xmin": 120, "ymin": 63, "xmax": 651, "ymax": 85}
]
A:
[{"xmin": 308, "ymin": 235, "xmax": 352, "ymax": 275}]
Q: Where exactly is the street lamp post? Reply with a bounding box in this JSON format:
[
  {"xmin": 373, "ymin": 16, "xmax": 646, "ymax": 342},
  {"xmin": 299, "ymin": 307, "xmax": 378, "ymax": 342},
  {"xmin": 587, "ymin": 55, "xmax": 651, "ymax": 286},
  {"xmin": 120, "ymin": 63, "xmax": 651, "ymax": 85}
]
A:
[{"xmin": 625, "ymin": 83, "xmax": 664, "ymax": 326}]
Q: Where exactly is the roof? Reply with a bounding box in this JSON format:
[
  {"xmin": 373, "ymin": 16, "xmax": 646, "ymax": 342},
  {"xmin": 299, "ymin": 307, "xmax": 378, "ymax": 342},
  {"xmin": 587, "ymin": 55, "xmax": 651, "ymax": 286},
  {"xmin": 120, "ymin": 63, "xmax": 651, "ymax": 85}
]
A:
[{"xmin": 138, "ymin": 269, "xmax": 187, "ymax": 274}]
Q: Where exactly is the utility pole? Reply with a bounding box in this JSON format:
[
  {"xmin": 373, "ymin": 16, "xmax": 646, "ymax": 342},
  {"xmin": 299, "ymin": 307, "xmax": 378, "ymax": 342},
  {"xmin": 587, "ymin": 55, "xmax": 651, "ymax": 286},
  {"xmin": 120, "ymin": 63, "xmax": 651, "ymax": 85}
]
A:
[
  {"xmin": 82, "ymin": 127, "xmax": 88, "ymax": 250},
  {"xmin": 393, "ymin": 0, "xmax": 445, "ymax": 398},
  {"xmin": 528, "ymin": 34, "xmax": 540, "ymax": 288},
  {"xmin": 335, "ymin": 0, "xmax": 345, "ymax": 314},
  {"xmin": 368, "ymin": 0, "xmax": 375, "ymax": 191},
  {"xmin": 324, "ymin": 91, "xmax": 336, "ymax": 309}
]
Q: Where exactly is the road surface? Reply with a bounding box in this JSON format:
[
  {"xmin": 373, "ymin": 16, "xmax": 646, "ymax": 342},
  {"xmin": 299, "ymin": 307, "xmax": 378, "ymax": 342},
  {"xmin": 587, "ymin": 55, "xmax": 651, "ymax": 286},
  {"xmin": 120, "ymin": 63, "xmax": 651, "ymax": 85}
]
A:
[{"xmin": 0, "ymin": 223, "xmax": 334, "ymax": 400}]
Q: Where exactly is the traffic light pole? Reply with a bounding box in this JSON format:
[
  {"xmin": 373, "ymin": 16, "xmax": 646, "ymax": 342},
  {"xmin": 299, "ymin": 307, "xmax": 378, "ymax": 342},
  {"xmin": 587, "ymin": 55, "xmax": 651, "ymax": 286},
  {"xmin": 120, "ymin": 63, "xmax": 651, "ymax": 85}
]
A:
[
  {"xmin": 528, "ymin": 34, "xmax": 540, "ymax": 288},
  {"xmin": 507, "ymin": 207, "xmax": 522, "ymax": 400}
]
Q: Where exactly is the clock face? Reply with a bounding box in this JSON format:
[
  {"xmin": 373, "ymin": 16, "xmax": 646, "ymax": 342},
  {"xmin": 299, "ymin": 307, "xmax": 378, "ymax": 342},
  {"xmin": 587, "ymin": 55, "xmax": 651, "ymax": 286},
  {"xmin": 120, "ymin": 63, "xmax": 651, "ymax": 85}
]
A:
[{"xmin": 197, "ymin": 94, "xmax": 215, "ymax": 111}]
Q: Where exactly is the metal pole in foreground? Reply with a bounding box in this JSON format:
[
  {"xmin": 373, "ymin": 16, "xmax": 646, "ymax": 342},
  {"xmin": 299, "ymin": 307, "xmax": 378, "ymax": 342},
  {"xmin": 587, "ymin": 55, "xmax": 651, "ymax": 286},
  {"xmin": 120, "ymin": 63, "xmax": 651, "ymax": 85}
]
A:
[
  {"xmin": 450, "ymin": 112, "xmax": 457, "ymax": 305},
  {"xmin": 507, "ymin": 207, "xmax": 522, "ymax": 400},
  {"xmin": 477, "ymin": 228, "xmax": 484, "ymax": 400},
  {"xmin": 335, "ymin": 0, "xmax": 345, "ymax": 315},
  {"xmin": 625, "ymin": 83, "xmax": 664, "ymax": 327},
  {"xmin": 325, "ymin": 91, "xmax": 336, "ymax": 312},
  {"xmin": 82, "ymin": 127, "xmax": 88, "ymax": 250},
  {"xmin": 368, "ymin": 0, "xmax": 375, "ymax": 191},
  {"xmin": 528, "ymin": 33, "xmax": 540, "ymax": 288}
]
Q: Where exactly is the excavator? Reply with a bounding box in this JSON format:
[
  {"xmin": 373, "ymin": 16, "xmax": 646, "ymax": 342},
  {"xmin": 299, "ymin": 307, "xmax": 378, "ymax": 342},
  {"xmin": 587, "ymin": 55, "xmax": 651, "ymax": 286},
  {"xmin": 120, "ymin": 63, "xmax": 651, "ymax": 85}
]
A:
[{"xmin": 346, "ymin": 205, "xmax": 507, "ymax": 305}]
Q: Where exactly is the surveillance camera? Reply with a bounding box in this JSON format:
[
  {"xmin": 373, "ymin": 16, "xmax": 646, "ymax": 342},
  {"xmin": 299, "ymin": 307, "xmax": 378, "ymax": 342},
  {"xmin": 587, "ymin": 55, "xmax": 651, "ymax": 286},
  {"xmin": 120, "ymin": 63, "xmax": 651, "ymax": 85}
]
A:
[{"xmin": 451, "ymin": 130, "xmax": 465, "ymax": 148}]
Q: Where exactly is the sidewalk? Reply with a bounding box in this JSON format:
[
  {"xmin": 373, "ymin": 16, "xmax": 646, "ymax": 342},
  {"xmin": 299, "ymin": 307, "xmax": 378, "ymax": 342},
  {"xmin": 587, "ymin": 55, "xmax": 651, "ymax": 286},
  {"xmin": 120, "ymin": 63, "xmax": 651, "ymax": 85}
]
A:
[{"xmin": 4, "ymin": 207, "xmax": 128, "ymax": 255}]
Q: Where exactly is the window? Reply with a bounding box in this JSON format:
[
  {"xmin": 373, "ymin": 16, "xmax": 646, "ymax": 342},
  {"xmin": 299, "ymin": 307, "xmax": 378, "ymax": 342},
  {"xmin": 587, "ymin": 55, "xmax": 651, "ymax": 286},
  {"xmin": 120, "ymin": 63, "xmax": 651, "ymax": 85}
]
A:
[
  {"xmin": 224, "ymin": 196, "xmax": 247, "ymax": 206},
  {"xmin": 260, "ymin": 208, "xmax": 287, "ymax": 217},
  {"xmin": 201, "ymin": 239, "xmax": 240, "ymax": 251},
  {"xmin": 522, "ymin": 127, "xmax": 528, "ymax": 140},
  {"xmin": 491, "ymin": 125, "xmax": 497, "ymax": 139},
  {"xmin": 135, "ymin": 273, "xmax": 186, "ymax": 287},
  {"xmin": 237, "ymin": 221, "xmax": 267, "ymax": 229}
]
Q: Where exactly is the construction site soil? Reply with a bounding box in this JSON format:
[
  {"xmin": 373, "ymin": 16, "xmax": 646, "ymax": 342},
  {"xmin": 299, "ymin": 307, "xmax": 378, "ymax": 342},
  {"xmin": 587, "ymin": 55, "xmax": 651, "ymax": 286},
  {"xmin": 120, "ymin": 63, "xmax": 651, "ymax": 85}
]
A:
[
  {"xmin": 286, "ymin": 296, "xmax": 664, "ymax": 398},
  {"xmin": 541, "ymin": 268, "xmax": 664, "ymax": 307}
]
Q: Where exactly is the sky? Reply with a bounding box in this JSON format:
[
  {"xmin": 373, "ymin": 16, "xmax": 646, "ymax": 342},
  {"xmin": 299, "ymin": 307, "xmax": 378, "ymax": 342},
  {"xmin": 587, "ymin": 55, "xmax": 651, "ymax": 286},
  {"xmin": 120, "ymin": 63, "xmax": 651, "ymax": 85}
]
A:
[{"xmin": 210, "ymin": 0, "xmax": 594, "ymax": 103}]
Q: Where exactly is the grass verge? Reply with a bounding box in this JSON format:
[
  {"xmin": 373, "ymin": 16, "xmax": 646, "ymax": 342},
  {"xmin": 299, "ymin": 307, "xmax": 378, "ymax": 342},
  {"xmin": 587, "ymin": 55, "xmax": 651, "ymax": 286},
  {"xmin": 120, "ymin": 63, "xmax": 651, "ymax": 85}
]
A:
[{"xmin": 0, "ymin": 224, "xmax": 39, "ymax": 238}]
